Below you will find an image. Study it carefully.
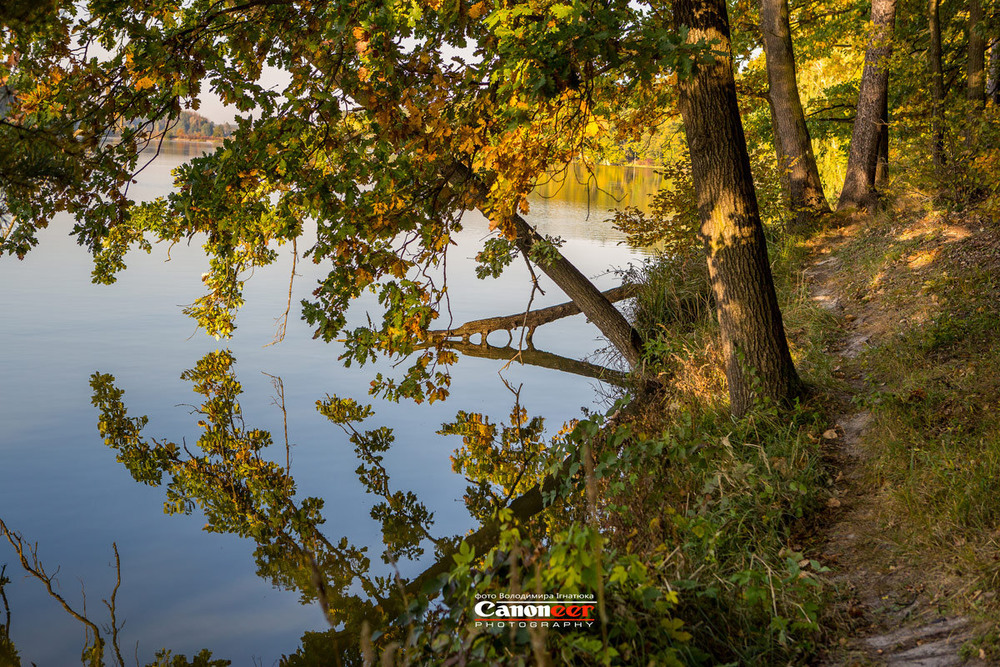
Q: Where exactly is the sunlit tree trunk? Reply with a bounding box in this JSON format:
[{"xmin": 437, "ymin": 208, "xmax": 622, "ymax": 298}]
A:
[
  {"xmin": 673, "ymin": 0, "xmax": 804, "ymax": 416},
  {"xmin": 929, "ymin": 0, "xmax": 946, "ymax": 167},
  {"xmin": 766, "ymin": 92, "xmax": 793, "ymax": 202},
  {"xmin": 839, "ymin": 0, "xmax": 897, "ymax": 210},
  {"xmin": 760, "ymin": 0, "xmax": 830, "ymax": 227},
  {"xmin": 452, "ymin": 163, "xmax": 644, "ymax": 367},
  {"xmin": 964, "ymin": 0, "xmax": 985, "ymax": 147},
  {"xmin": 987, "ymin": 42, "xmax": 1000, "ymax": 105}
]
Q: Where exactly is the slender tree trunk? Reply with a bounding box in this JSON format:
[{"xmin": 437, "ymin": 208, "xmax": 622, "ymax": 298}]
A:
[
  {"xmin": 428, "ymin": 285, "xmax": 636, "ymax": 342},
  {"xmin": 964, "ymin": 0, "xmax": 985, "ymax": 146},
  {"xmin": 875, "ymin": 96, "xmax": 889, "ymax": 187},
  {"xmin": 673, "ymin": 0, "xmax": 804, "ymax": 416},
  {"xmin": 968, "ymin": 0, "xmax": 986, "ymax": 105},
  {"xmin": 510, "ymin": 215, "xmax": 643, "ymax": 366},
  {"xmin": 929, "ymin": 0, "xmax": 946, "ymax": 166},
  {"xmin": 452, "ymin": 163, "xmax": 645, "ymax": 367},
  {"xmin": 766, "ymin": 94, "xmax": 793, "ymax": 204},
  {"xmin": 988, "ymin": 42, "xmax": 1000, "ymax": 104},
  {"xmin": 839, "ymin": 0, "xmax": 898, "ymax": 210},
  {"xmin": 760, "ymin": 0, "xmax": 830, "ymax": 226},
  {"xmin": 428, "ymin": 340, "xmax": 630, "ymax": 386}
]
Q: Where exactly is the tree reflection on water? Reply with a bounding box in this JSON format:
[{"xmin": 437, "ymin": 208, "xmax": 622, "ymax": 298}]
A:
[{"xmin": 77, "ymin": 349, "xmax": 584, "ymax": 664}]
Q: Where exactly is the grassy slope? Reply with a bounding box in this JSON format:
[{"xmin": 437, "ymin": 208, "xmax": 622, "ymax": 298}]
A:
[
  {"xmin": 353, "ymin": 189, "xmax": 1000, "ymax": 666},
  {"xmin": 603, "ymin": 228, "xmax": 845, "ymax": 664},
  {"xmin": 623, "ymin": 191, "xmax": 1000, "ymax": 662},
  {"xmin": 801, "ymin": 199, "xmax": 1000, "ymax": 661}
]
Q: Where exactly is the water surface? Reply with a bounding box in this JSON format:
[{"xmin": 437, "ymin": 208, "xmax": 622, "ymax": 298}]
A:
[{"xmin": 0, "ymin": 142, "xmax": 660, "ymax": 664}]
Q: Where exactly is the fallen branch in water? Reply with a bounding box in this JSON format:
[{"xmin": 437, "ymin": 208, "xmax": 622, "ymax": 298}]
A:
[
  {"xmin": 428, "ymin": 285, "xmax": 637, "ymax": 345},
  {"xmin": 429, "ymin": 339, "xmax": 629, "ymax": 386}
]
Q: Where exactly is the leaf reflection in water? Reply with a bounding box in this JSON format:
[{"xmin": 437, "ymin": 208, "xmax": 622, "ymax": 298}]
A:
[
  {"xmin": 91, "ymin": 351, "xmax": 383, "ymax": 635},
  {"xmin": 89, "ymin": 349, "xmax": 583, "ymax": 664}
]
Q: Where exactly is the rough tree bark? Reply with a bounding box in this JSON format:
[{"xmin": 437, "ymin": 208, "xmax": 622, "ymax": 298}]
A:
[
  {"xmin": 838, "ymin": 0, "xmax": 897, "ymax": 210},
  {"xmin": 988, "ymin": 42, "xmax": 1000, "ymax": 105},
  {"xmin": 760, "ymin": 0, "xmax": 830, "ymax": 226},
  {"xmin": 968, "ymin": 0, "xmax": 986, "ymax": 106},
  {"xmin": 445, "ymin": 162, "xmax": 643, "ymax": 367},
  {"xmin": 875, "ymin": 97, "xmax": 889, "ymax": 187},
  {"xmin": 673, "ymin": 0, "xmax": 804, "ymax": 416},
  {"xmin": 929, "ymin": 0, "xmax": 946, "ymax": 167}
]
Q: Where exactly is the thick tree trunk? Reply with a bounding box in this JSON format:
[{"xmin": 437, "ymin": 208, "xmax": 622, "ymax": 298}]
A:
[
  {"xmin": 838, "ymin": 0, "xmax": 897, "ymax": 210},
  {"xmin": 673, "ymin": 0, "xmax": 804, "ymax": 416},
  {"xmin": 968, "ymin": 0, "xmax": 986, "ymax": 105},
  {"xmin": 929, "ymin": 0, "xmax": 946, "ymax": 167},
  {"xmin": 760, "ymin": 0, "xmax": 830, "ymax": 226}
]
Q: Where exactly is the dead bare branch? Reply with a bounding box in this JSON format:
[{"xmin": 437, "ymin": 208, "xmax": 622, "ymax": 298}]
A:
[
  {"xmin": 427, "ymin": 285, "xmax": 637, "ymax": 344},
  {"xmin": 0, "ymin": 516, "xmax": 107, "ymax": 663},
  {"xmin": 266, "ymin": 238, "xmax": 298, "ymax": 347}
]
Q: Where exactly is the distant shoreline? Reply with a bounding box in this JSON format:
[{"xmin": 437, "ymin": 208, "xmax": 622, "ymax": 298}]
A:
[
  {"xmin": 162, "ymin": 136, "xmax": 225, "ymax": 144},
  {"xmin": 105, "ymin": 135, "xmax": 228, "ymax": 145}
]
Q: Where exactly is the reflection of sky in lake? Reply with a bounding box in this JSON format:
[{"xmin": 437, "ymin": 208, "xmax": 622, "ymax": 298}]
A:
[{"xmin": 0, "ymin": 142, "xmax": 660, "ymax": 664}]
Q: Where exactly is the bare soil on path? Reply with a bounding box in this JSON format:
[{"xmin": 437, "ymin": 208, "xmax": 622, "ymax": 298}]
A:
[{"xmin": 804, "ymin": 219, "xmax": 990, "ymax": 667}]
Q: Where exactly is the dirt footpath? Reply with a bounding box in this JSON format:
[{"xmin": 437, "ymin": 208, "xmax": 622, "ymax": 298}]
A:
[{"xmin": 805, "ymin": 218, "xmax": 989, "ymax": 667}]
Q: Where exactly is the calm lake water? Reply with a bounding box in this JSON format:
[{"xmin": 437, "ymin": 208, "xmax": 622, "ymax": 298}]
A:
[{"xmin": 0, "ymin": 142, "xmax": 660, "ymax": 664}]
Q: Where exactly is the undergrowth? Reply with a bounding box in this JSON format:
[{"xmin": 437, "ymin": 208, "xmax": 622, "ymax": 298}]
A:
[
  {"xmin": 334, "ymin": 213, "xmax": 844, "ymax": 665},
  {"xmin": 370, "ymin": 187, "xmax": 1000, "ymax": 665}
]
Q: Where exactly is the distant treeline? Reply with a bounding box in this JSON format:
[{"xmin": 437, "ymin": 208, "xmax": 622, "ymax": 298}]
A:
[
  {"xmin": 160, "ymin": 110, "xmax": 234, "ymax": 140},
  {"xmin": 122, "ymin": 110, "xmax": 235, "ymax": 141}
]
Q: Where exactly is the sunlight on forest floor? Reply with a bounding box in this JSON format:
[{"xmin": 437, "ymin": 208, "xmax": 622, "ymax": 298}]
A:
[{"xmin": 803, "ymin": 193, "xmax": 1000, "ymax": 665}]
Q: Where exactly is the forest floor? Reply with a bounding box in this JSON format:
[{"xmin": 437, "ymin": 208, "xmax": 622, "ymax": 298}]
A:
[{"xmin": 802, "ymin": 197, "xmax": 1000, "ymax": 666}]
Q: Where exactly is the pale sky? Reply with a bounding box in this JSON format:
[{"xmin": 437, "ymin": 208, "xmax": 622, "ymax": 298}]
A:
[{"xmin": 195, "ymin": 65, "xmax": 292, "ymax": 124}]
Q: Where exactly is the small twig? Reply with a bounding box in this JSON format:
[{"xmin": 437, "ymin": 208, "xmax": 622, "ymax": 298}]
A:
[
  {"xmin": 0, "ymin": 563, "xmax": 11, "ymax": 638},
  {"xmin": 103, "ymin": 543, "xmax": 125, "ymax": 667},
  {"xmin": 804, "ymin": 103, "xmax": 855, "ymax": 118},
  {"xmin": 263, "ymin": 372, "xmax": 292, "ymax": 475},
  {"xmin": 266, "ymin": 238, "xmax": 298, "ymax": 346},
  {"xmin": 516, "ymin": 253, "xmax": 544, "ymax": 353}
]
